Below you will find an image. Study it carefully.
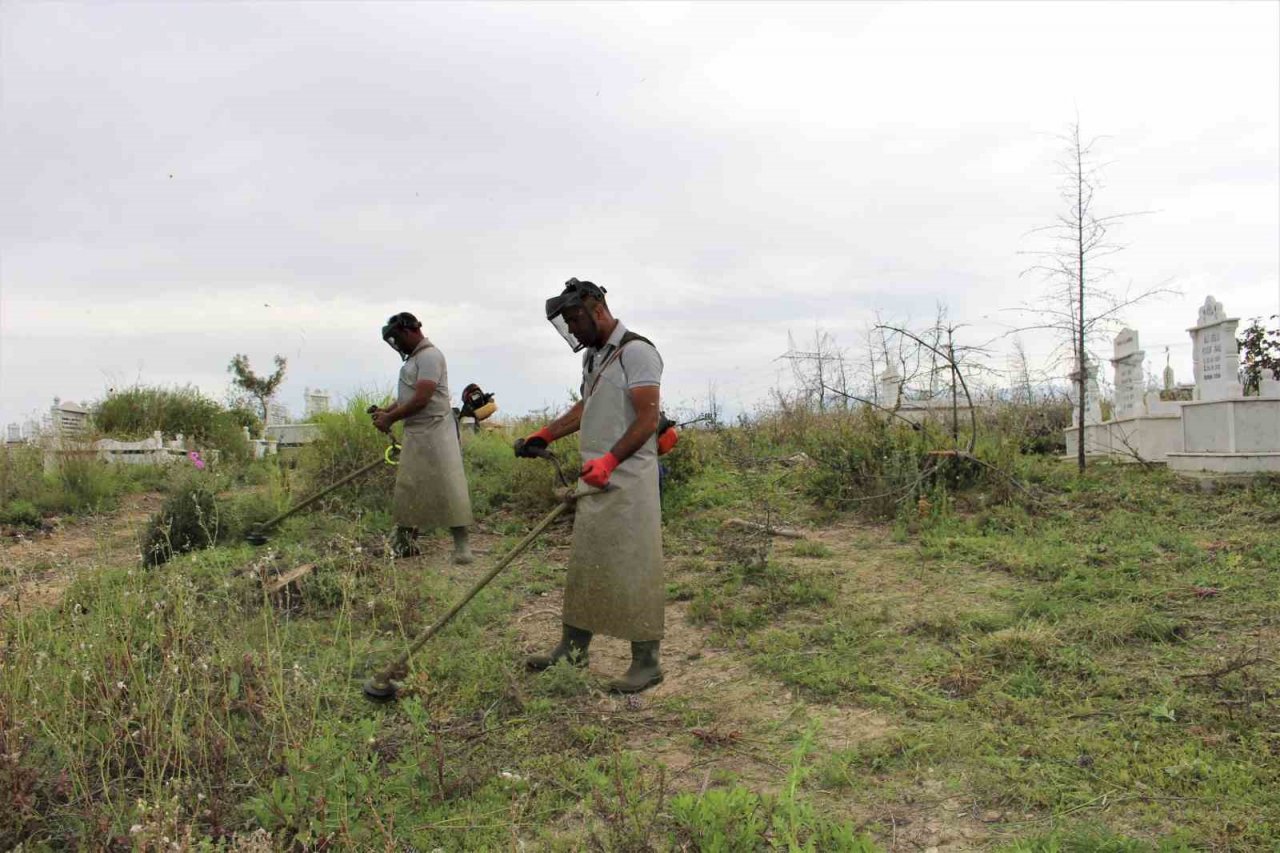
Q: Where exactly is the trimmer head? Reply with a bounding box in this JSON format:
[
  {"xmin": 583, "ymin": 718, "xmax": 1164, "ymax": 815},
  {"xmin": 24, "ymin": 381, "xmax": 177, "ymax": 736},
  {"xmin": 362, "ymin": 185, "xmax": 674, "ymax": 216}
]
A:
[
  {"xmin": 245, "ymin": 525, "xmax": 270, "ymax": 546},
  {"xmin": 362, "ymin": 676, "xmax": 398, "ymax": 702}
]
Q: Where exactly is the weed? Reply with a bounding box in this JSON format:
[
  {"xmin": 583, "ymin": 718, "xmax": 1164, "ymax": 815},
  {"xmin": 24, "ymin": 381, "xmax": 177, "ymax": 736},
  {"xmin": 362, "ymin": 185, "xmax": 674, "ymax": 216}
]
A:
[
  {"xmin": 792, "ymin": 540, "xmax": 833, "ymax": 558},
  {"xmin": 0, "ymin": 498, "xmax": 42, "ymax": 527}
]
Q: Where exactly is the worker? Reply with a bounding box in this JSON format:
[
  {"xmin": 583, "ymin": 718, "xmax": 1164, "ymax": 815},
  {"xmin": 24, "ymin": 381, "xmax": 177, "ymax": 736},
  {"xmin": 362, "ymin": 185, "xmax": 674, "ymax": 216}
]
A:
[
  {"xmin": 515, "ymin": 279, "xmax": 665, "ymax": 693},
  {"xmin": 372, "ymin": 312, "xmax": 474, "ymax": 564}
]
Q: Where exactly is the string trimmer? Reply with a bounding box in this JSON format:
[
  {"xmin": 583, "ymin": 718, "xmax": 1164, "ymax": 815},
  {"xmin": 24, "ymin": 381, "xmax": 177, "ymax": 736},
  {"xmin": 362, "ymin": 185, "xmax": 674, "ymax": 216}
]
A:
[
  {"xmin": 245, "ymin": 406, "xmax": 401, "ymax": 546},
  {"xmin": 362, "ymin": 447, "xmax": 609, "ymax": 701}
]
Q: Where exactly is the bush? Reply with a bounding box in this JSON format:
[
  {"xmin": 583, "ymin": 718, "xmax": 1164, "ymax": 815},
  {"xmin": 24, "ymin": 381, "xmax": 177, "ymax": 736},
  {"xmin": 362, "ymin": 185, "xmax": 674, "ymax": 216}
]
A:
[
  {"xmin": 794, "ymin": 406, "xmax": 931, "ymax": 518},
  {"xmin": 0, "ymin": 445, "xmax": 45, "ymax": 507},
  {"xmin": 0, "ymin": 499, "xmax": 42, "ymax": 527},
  {"xmin": 45, "ymin": 451, "xmax": 121, "ymax": 514},
  {"xmin": 464, "ymin": 425, "xmax": 570, "ymax": 517},
  {"xmin": 980, "ymin": 399, "xmax": 1072, "ymax": 456},
  {"xmin": 140, "ymin": 478, "xmax": 226, "ymax": 566},
  {"xmin": 93, "ymin": 385, "xmax": 255, "ymax": 461},
  {"xmin": 295, "ymin": 397, "xmax": 398, "ymax": 517}
]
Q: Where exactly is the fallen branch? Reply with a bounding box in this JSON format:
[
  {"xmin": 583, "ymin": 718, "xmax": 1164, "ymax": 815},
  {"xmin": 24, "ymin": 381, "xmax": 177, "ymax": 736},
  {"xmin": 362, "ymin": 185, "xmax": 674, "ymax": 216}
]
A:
[
  {"xmin": 263, "ymin": 563, "xmax": 314, "ymax": 596},
  {"xmin": 1178, "ymin": 655, "xmax": 1274, "ymax": 681},
  {"xmin": 722, "ymin": 518, "xmax": 806, "ymax": 539}
]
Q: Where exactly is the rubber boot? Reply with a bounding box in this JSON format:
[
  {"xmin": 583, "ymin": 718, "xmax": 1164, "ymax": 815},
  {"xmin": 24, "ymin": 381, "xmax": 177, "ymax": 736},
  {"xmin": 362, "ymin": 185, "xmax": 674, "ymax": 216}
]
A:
[
  {"xmin": 527, "ymin": 624, "xmax": 592, "ymax": 671},
  {"xmin": 451, "ymin": 526, "xmax": 473, "ymax": 565},
  {"xmin": 391, "ymin": 526, "xmax": 421, "ymax": 558},
  {"xmin": 608, "ymin": 641, "xmax": 663, "ymax": 693}
]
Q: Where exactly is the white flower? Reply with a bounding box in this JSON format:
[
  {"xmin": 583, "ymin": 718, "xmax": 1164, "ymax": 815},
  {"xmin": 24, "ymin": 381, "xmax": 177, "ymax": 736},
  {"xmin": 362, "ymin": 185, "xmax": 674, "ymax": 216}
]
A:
[
  {"xmin": 117, "ymin": 681, "xmax": 126, "ymax": 690},
  {"xmin": 129, "ymin": 824, "xmax": 143, "ymax": 835}
]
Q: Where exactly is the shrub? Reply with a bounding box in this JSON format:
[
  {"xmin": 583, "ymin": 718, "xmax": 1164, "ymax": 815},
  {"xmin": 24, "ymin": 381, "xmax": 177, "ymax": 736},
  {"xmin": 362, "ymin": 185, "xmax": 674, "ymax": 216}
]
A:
[
  {"xmin": 93, "ymin": 385, "xmax": 255, "ymax": 461},
  {"xmin": 295, "ymin": 397, "xmax": 398, "ymax": 517},
  {"xmin": 46, "ymin": 451, "xmax": 120, "ymax": 514},
  {"xmin": 0, "ymin": 445, "xmax": 45, "ymax": 507},
  {"xmin": 0, "ymin": 499, "xmax": 42, "ymax": 527},
  {"xmin": 140, "ymin": 479, "xmax": 225, "ymax": 566},
  {"xmin": 794, "ymin": 405, "xmax": 931, "ymax": 518}
]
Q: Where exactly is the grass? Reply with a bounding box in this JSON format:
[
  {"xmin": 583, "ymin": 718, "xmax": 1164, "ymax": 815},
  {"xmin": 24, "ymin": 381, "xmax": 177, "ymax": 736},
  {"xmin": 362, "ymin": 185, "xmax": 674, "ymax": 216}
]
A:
[{"xmin": 1, "ymin": 410, "xmax": 1277, "ymax": 849}]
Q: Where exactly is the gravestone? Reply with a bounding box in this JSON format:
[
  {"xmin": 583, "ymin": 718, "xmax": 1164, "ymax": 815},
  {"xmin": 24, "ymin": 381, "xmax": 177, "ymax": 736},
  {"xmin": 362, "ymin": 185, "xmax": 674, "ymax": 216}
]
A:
[
  {"xmin": 1188, "ymin": 296, "xmax": 1241, "ymax": 401},
  {"xmin": 1110, "ymin": 328, "xmax": 1145, "ymax": 420},
  {"xmin": 1068, "ymin": 357, "xmax": 1102, "ymax": 426},
  {"xmin": 1168, "ymin": 295, "xmax": 1280, "ymax": 475}
]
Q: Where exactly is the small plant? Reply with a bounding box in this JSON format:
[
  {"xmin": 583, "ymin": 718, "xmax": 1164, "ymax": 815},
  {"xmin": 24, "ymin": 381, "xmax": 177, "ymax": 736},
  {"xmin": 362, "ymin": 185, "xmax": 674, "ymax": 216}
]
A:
[
  {"xmin": 792, "ymin": 540, "xmax": 833, "ymax": 559},
  {"xmin": 1239, "ymin": 315, "xmax": 1280, "ymax": 395},
  {"xmin": 140, "ymin": 480, "xmax": 223, "ymax": 566},
  {"xmin": 0, "ymin": 498, "xmax": 42, "ymax": 527}
]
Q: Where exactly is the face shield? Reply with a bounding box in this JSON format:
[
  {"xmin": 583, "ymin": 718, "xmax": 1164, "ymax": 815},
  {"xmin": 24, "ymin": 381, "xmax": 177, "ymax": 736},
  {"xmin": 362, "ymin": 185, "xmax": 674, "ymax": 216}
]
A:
[
  {"xmin": 381, "ymin": 313, "xmax": 421, "ymax": 360},
  {"xmin": 545, "ymin": 278, "xmax": 607, "ymax": 352}
]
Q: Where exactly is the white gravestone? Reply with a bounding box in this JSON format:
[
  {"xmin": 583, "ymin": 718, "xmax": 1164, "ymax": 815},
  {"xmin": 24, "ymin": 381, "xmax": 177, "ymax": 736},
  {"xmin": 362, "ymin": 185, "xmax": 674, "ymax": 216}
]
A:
[
  {"xmin": 1188, "ymin": 296, "xmax": 1241, "ymax": 402},
  {"xmin": 1069, "ymin": 357, "xmax": 1103, "ymax": 426},
  {"xmin": 878, "ymin": 366, "xmax": 903, "ymax": 407},
  {"xmin": 1110, "ymin": 328, "xmax": 1145, "ymax": 420}
]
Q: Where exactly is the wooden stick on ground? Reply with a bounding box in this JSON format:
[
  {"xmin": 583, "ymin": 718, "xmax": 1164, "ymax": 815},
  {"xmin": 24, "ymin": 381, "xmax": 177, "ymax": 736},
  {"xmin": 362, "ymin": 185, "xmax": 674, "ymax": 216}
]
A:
[
  {"xmin": 722, "ymin": 518, "xmax": 806, "ymax": 539},
  {"xmin": 264, "ymin": 563, "xmax": 315, "ymax": 596}
]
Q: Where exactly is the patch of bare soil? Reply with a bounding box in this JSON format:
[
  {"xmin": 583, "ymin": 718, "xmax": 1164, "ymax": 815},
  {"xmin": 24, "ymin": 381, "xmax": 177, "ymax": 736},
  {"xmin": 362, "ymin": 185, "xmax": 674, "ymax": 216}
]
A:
[{"xmin": 0, "ymin": 492, "xmax": 161, "ymax": 613}]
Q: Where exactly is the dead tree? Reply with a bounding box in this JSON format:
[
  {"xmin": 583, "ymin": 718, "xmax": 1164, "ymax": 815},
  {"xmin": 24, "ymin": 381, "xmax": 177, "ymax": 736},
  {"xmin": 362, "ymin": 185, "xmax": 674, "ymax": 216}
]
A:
[{"xmin": 1018, "ymin": 120, "xmax": 1171, "ymax": 472}]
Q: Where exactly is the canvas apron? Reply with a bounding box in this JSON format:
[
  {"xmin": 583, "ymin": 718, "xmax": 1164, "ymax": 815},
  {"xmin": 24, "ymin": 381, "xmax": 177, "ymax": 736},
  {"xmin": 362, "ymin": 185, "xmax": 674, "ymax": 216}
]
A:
[
  {"xmin": 562, "ymin": 345, "xmax": 664, "ymax": 641},
  {"xmin": 391, "ymin": 342, "xmax": 473, "ymax": 531}
]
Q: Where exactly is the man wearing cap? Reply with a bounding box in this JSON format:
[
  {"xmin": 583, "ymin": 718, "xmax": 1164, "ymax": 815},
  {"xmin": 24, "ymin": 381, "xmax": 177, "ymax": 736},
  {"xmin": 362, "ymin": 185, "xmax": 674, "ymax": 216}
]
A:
[
  {"xmin": 515, "ymin": 279, "xmax": 665, "ymax": 693},
  {"xmin": 373, "ymin": 312, "xmax": 474, "ymax": 564}
]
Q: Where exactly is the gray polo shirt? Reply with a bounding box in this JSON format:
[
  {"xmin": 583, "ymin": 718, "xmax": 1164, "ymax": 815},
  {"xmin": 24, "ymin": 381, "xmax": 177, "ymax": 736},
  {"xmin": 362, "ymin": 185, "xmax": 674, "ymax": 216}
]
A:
[
  {"xmin": 398, "ymin": 338, "xmax": 453, "ymax": 425},
  {"xmin": 581, "ymin": 320, "xmax": 663, "ymax": 396}
]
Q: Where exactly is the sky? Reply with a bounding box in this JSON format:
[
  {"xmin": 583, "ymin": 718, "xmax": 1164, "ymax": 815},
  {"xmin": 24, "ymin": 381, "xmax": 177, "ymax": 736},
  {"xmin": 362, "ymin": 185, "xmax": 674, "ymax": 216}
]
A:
[{"xmin": 2, "ymin": 1, "xmax": 1278, "ymax": 429}]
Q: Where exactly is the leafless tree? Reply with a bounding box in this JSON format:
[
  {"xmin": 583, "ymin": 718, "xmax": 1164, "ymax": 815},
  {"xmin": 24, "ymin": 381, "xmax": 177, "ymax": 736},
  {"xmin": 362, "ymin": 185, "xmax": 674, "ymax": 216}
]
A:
[{"xmin": 1018, "ymin": 120, "xmax": 1172, "ymax": 472}]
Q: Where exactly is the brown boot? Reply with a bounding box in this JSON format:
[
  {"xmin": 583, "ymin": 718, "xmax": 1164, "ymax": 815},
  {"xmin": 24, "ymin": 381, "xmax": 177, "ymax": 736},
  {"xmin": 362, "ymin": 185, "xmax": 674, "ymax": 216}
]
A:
[
  {"xmin": 527, "ymin": 624, "xmax": 592, "ymax": 671},
  {"xmin": 608, "ymin": 641, "xmax": 663, "ymax": 693}
]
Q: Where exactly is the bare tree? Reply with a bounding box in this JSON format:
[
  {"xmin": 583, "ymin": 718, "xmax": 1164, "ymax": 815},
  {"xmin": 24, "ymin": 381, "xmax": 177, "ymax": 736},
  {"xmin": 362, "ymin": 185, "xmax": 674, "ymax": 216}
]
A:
[{"xmin": 1019, "ymin": 120, "xmax": 1171, "ymax": 472}]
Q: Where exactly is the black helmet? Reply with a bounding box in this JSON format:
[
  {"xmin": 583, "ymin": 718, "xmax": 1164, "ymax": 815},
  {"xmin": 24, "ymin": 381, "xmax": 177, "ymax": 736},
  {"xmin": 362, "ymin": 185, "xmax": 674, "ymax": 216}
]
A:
[{"xmin": 545, "ymin": 278, "xmax": 607, "ymax": 352}]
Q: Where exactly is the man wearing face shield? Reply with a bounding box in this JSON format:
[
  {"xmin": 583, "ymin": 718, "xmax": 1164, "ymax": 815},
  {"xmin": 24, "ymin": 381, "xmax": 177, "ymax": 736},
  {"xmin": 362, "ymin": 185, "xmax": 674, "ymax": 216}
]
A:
[
  {"xmin": 515, "ymin": 279, "xmax": 665, "ymax": 693},
  {"xmin": 371, "ymin": 312, "xmax": 474, "ymax": 563}
]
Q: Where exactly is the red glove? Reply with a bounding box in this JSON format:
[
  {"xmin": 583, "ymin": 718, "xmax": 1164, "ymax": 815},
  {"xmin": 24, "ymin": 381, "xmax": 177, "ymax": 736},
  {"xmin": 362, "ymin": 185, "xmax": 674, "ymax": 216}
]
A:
[
  {"xmin": 514, "ymin": 426, "xmax": 555, "ymax": 458},
  {"xmin": 657, "ymin": 427, "xmax": 678, "ymax": 455},
  {"xmin": 580, "ymin": 452, "xmax": 619, "ymax": 489}
]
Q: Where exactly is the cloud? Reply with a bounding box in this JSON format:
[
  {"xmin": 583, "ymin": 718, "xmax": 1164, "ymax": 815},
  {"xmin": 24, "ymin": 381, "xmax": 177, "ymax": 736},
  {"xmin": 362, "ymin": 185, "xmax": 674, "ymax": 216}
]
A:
[{"xmin": 2, "ymin": 1, "xmax": 1277, "ymax": 427}]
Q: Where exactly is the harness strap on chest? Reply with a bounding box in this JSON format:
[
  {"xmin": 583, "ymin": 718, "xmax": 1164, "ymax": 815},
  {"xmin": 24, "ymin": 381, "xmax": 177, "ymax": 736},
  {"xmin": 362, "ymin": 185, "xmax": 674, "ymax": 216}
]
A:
[{"xmin": 586, "ymin": 331, "xmax": 653, "ymax": 397}]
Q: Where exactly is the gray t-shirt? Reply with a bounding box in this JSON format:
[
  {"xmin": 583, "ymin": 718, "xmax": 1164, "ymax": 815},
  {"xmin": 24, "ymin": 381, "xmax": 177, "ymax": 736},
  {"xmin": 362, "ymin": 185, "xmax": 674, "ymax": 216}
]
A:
[{"xmin": 398, "ymin": 339, "xmax": 453, "ymax": 426}]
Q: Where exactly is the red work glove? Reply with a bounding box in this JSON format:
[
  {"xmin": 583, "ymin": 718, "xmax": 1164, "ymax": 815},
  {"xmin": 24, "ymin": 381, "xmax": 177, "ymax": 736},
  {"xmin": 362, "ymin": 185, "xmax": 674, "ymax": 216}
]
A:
[
  {"xmin": 580, "ymin": 452, "xmax": 619, "ymax": 489},
  {"xmin": 514, "ymin": 426, "xmax": 555, "ymax": 458},
  {"xmin": 657, "ymin": 427, "xmax": 678, "ymax": 455}
]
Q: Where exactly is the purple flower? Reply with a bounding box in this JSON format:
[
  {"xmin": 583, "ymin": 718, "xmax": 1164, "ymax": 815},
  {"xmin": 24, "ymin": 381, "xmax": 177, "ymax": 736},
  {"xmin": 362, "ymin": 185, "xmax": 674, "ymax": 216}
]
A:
[{"xmin": 188, "ymin": 451, "xmax": 206, "ymax": 471}]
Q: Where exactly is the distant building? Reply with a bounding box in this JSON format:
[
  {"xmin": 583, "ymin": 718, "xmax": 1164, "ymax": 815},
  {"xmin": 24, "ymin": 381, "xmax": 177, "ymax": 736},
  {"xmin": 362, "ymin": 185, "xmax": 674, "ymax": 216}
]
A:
[
  {"xmin": 303, "ymin": 387, "xmax": 331, "ymax": 419},
  {"xmin": 267, "ymin": 401, "xmax": 291, "ymax": 426}
]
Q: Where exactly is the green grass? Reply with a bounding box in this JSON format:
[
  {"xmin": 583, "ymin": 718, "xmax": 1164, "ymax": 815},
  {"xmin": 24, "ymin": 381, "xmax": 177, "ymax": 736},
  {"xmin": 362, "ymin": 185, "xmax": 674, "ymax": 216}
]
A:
[{"xmin": 2, "ymin": 412, "xmax": 1278, "ymax": 849}]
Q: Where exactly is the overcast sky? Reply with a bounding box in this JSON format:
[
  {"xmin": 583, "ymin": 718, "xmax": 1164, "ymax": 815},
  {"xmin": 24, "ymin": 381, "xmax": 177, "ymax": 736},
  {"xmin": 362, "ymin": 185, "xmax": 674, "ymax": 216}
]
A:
[{"xmin": 2, "ymin": 1, "xmax": 1277, "ymax": 429}]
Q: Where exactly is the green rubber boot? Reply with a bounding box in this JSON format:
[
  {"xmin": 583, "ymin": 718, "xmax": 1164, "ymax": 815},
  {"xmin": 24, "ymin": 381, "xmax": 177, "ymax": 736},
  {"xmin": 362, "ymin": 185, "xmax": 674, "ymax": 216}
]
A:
[
  {"xmin": 450, "ymin": 526, "xmax": 474, "ymax": 565},
  {"xmin": 608, "ymin": 641, "xmax": 663, "ymax": 693},
  {"xmin": 527, "ymin": 624, "xmax": 592, "ymax": 671}
]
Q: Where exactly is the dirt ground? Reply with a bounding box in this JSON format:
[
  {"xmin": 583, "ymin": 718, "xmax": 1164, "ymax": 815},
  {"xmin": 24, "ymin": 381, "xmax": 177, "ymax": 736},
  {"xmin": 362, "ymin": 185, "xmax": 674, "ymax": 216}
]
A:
[{"xmin": 0, "ymin": 492, "xmax": 161, "ymax": 612}]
